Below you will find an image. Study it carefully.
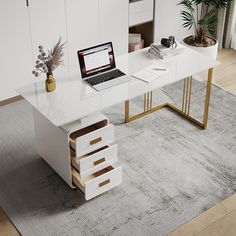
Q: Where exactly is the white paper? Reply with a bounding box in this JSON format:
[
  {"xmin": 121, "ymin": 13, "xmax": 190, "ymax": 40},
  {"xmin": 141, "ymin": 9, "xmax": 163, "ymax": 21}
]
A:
[{"xmin": 132, "ymin": 64, "xmax": 168, "ymax": 83}]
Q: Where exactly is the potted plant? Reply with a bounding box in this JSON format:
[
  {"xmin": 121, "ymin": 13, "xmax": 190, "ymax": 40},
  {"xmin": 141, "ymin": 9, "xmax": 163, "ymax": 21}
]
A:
[
  {"xmin": 178, "ymin": 0, "xmax": 231, "ymax": 59},
  {"xmin": 32, "ymin": 38, "xmax": 65, "ymax": 92}
]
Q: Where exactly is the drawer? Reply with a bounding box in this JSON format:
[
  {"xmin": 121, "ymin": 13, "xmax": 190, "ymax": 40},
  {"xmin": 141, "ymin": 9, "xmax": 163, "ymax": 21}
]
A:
[
  {"xmin": 70, "ymin": 120, "xmax": 114, "ymax": 157},
  {"xmin": 72, "ymin": 165, "xmax": 122, "ymax": 200},
  {"xmin": 129, "ymin": 0, "xmax": 154, "ymax": 27},
  {"xmin": 71, "ymin": 144, "xmax": 118, "ymax": 178}
]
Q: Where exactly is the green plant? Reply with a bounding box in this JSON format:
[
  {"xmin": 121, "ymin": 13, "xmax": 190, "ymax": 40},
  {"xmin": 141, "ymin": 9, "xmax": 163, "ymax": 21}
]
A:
[
  {"xmin": 178, "ymin": 0, "xmax": 231, "ymax": 45},
  {"xmin": 32, "ymin": 38, "xmax": 65, "ymax": 77}
]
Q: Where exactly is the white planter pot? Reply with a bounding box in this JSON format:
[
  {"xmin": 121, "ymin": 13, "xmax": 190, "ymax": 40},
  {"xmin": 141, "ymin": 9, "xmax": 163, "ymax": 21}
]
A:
[{"xmin": 182, "ymin": 36, "xmax": 218, "ymax": 59}]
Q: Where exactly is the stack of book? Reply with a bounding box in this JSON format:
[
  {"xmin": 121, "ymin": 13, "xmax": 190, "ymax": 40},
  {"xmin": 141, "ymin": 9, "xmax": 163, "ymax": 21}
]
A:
[
  {"xmin": 129, "ymin": 33, "xmax": 144, "ymax": 52},
  {"xmin": 149, "ymin": 43, "xmax": 185, "ymax": 59}
]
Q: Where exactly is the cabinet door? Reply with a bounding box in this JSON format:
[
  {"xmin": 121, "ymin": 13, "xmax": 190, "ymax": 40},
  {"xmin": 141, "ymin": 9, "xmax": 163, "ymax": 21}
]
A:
[
  {"xmin": 0, "ymin": 0, "xmax": 33, "ymax": 101},
  {"xmin": 99, "ymin": 0, "xmax": 129, "ymax": 56},
  {"xmin": 28, "ymin": 0, "xmax": 68, "ymax": 76},
  {"xmin": 66, "ymin": 0, "xmax": 100, "ymax": 72}
]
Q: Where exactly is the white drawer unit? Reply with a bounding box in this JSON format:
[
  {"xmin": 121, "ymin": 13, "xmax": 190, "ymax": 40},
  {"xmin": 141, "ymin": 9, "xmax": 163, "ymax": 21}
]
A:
[
  {"xmin": 70, "ymin": 123, "xmax": 115, "ymax": 157},
  {"xmin": 71, "ymin": 144, "xmax": 118, "ymax": 178},
  {"xmin": 62, "ymin": 112, "xmax": 122, "ymax": 200},
  {"xmin": 72, "ymin": 165, "xmax": 122, "ymax": 200},
  {"xmin": 129, "ymin": 0, "xmax": 154, "ymax": 27}
]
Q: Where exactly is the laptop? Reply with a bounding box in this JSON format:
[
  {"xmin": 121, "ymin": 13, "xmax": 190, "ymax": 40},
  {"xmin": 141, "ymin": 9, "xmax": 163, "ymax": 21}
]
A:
[{"xmin": 77, "ymin": 42, "xmax": 131, "ymax": 91}]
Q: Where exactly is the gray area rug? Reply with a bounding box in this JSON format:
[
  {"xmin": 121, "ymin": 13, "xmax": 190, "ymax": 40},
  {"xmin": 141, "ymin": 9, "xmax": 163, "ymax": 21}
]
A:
[{"xmin": 0, "ymin": 79, "xmax": 236, "ymax": 236}]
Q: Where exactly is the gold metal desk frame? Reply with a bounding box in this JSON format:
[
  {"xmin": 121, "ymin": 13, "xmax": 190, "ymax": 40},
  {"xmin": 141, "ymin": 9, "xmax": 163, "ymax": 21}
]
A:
[{"xmin": 125, "ymin": 68, "xmax": 213, "ymax": 129}]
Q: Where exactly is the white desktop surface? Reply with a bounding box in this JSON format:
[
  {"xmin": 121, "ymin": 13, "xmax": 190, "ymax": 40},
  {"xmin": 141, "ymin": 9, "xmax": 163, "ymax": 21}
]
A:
[{"xmin": 18, "ymin": 46, "xmax": 219, "ymax": 127}]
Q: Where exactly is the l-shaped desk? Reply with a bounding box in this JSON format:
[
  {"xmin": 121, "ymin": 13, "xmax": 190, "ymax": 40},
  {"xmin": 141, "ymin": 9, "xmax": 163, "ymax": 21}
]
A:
[{"xmin": 18, "ymin": 45, "xmax": 219, "ymax": 200}]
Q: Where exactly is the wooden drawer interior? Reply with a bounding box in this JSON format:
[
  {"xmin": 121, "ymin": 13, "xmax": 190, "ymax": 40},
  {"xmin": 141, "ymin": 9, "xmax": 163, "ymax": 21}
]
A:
[
  {"xmin": 70, "ymin": 120, "xmax": 108, "ymax": 141},
  {"xmin": 72, "ymin": 166, "xmax": 114, "ymax": 192},
  {"xmin": 71, "ymin": 145, "xmax": 109, "ymax": 169}
]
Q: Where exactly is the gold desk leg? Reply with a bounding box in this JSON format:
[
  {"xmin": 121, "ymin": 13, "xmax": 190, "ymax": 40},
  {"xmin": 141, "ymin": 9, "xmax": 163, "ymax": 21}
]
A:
[
  {"xmin": 182, "ymin": 77, "xmax": 192, "ymax": 115},
  {"xmin": 187, "ymin": 77, "xmax": 192, "ymax": 116},
  {"xmin": 125, "ymin": 100, "xmax": 130, "ymax": 123},
  {"xmin": 147, "ymin": 92, "xmax": 150, "ymax": 111},
  {"xmin": 182, "ymin": 79, "xmax": 186, "ymax": 112},
  {"xmin": 203, "ymin": 68, "xmax": 213, "ymax": 129},
  {"xmin": 144, "ymin": 94, "xmax": 147, "ymax": 112},
  {"xmin": 124, "ymin": 69, "xmax": 213, "ymax": 129},
  {"xmin": 150, "ymin": 91, "xmax": 153, "ymax": 110},
  {"xmin": 184, "ymin": 78, "xmax": 189, "ymax": 114}
]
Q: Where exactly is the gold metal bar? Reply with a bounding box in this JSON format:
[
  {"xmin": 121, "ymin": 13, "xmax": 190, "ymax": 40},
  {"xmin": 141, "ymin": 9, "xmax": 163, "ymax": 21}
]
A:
[
  {"xmin": 123, "ymin": 69, "xmax": 213, "ymax": 130},
  {"xmin": 184, "ymin": 78, "xmax": 189, "ymax": 114},
  {"xmin": 187, "ymin": 77, "xmax": 192, "ymax": 115},
  {"xmin": 125, "ymin": 100, "xmax": 130, "ymax": 123},
  {"xmin": 99, "ymin": 179, "xmax": 110, "ymax": 188},
  {"xmin": 90, "ymin": 137, "xmax": 102, "ymax": 145},
  {"xmin": 144, "ymin": 94, "xmax": 147, "ymax": 112},
  {"xmin": 203, "ymin": 68, "xmax": 213, "ymax": 129},
  {"xmin": 182, "ymin": 79, "xmax": 186, "ymax": 112},
  {"xmin": 127, "ymin": 103, "xmax": 169, "ymax": 122},
  {"xmin": 94, "ymin": 157, "xmax": 106, "ymax": 166},
  {"xmin": 124, "ymin": 99, "xmax": 205, "ymax": 129},
  {"xmin": 150, "ymin": 91, "xmax": 153, "ymax": 110},
  {"xmin": 166, "ymin": 103, "xmax": 204, "ymax": 128}
]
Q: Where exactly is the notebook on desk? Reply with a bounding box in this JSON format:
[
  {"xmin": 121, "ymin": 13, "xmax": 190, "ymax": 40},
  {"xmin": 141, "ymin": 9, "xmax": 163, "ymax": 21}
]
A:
[
  {"xmin": 77, "ymin": 42, "xmax": 131, "ymax": 91},
  {"xmin": 132, "ymin": 63, "xmax": 169, "ymax": 83}
]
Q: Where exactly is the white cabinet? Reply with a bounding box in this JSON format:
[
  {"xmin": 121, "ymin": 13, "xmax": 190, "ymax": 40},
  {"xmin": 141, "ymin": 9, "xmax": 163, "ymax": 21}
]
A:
[
  {"xmin": 129, "ymin": 0, "xmax": 154, "ymax": 27},
  {"xmin": 99, "ymin": 0, "xmax": 128, "ymax": 56},
  {"xmin": 154, "ymin": 0, "xmax": 194, "ymax": 42},
  {"xmin": 66, "ymin": 0, "xmax": 128, "ymax": 73},
  {"xmin": 0, "ymin": 0, "xmax": 33, "ymax": 101},
  {"xmin": 0, "ymin": 0, "xmax": 129, "ymax": 101},
  {"xmin": 28, "ymin": 0, "xmax": 69, "ymax": 76},
  {"xmin": 66, "ymin": 0, "xmax": 100, "ymax": 72}
]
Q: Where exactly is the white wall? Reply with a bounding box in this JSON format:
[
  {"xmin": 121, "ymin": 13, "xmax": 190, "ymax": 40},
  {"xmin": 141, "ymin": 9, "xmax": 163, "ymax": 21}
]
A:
[{"xmin": 154, "ymin": 0, "xmax": 194, "ymax": 42}]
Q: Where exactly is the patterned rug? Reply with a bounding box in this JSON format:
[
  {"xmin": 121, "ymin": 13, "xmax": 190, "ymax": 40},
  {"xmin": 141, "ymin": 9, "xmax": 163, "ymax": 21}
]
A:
[{"xmin": 0, "ymin": 79, "xmax": 236, "ymax": 235}]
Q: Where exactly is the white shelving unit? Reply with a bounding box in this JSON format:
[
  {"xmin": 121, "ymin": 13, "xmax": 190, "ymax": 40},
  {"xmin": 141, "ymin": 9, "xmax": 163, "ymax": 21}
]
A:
[{"xmin": 129, "ymin": 0, "xmax": 155, "ymax": 48}]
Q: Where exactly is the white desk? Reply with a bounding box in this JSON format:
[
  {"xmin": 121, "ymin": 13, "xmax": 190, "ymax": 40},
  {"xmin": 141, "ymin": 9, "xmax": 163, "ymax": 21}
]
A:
[
  {"xmin": 18, "ymin": 46, "xmax": 218, "ymax": 127},
  {"xmin": 18, "ymin": 46, "xmax": 219, "ymax": 198}
]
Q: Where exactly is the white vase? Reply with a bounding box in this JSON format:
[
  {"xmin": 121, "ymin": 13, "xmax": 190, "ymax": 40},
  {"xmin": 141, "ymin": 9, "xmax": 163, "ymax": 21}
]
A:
[{"xmin": 182, "ymin": 35, "xmax": 218, "ymax": 59}]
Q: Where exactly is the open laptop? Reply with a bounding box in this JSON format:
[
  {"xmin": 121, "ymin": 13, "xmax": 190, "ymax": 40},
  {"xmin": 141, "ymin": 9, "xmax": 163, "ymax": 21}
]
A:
[{"xmin": 77, "ymin": 42, "xmax": 131, "ymax": 91}]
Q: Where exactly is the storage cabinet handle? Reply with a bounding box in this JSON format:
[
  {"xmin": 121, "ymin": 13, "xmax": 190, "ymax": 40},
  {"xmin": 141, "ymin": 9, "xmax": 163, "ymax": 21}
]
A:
[
  {"xmin": 99, "ymin": 179, "xmax": 110, "ymax": 188},
  {"xmin": 90, "ymin": 137, "xmax": 102, "ymax": 145},
  {"xmin": 94, "ymin": 157, "xmax": 106, "ymax": 166}
]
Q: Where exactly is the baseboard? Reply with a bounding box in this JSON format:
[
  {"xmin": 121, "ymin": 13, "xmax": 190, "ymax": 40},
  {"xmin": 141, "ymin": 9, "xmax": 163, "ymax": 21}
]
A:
[{"xmin": 0, "ymin": 95, "xmax": 22, "ymax": 106}]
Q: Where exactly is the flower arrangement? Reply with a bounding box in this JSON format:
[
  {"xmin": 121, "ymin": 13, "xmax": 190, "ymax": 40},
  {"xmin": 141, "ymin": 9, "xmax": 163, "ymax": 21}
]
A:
[{"xmin": 32, "ymin": 37, "xmax": 65, "ymax": 77}]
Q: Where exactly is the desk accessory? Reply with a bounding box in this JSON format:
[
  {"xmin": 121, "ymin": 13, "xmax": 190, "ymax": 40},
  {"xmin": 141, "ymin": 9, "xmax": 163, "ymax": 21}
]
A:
[
  {"xmin": 149, "ymin": 42, "xmax": 185, "ymax": 59},
  {"xmin": 32, "ymin": 38, "xmax": 65, "ymax": 92},
  {"xmin": 161, "ymin": 36, "xmax": 177, "ymax": 48},
  {"xmin": 132, "ymin": 64, "xmax": 168, "ymax": 83}
]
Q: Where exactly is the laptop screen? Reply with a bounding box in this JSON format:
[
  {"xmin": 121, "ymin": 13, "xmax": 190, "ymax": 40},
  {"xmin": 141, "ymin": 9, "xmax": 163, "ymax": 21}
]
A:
[{"xmin": 77, "ymin": 42, "xmax": 116, "ymax": 78}]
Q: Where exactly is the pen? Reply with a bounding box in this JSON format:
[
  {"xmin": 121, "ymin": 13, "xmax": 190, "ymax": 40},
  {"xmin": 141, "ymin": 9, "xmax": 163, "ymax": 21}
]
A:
[{"xmin": 152, "ymin": 68, "xmax": 167, "ymax": 71}]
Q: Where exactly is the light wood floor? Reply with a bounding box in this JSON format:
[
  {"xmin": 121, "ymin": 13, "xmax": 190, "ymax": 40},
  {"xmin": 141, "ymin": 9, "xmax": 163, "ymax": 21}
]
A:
[
  {"xmin": 213, "ymin": 49, "xmax": 236, "ymax": 94},
  {"xmin": 0, "ymin": 49, "xmax": 236, "ymax": 236},
  {"xmin": 0, "ymin": 208, "xmax": 20, "ymax": 236},
  {"xmin": 168, "ymin": 193, "xmax": 236, "ymax": 236},
  {"xmin": 200, "ymin": 48, "xmax": 236, "ymax": 94}
]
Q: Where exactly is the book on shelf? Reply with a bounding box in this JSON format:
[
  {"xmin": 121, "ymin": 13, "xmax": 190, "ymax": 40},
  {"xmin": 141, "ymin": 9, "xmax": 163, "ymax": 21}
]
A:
[
  {"xmin": 129, "ymin": 33, "xmax": 141, "ymax": 44},
  {"xmin": 149, "ymin": 42, "xmax": 185, "ymax": 59},
  {"xmin": 128, "ymin": 33, "xmax": 144, "ymax": 52}
]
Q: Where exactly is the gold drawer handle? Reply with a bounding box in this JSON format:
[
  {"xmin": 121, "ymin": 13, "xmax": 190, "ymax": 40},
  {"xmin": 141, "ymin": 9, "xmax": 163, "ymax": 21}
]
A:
[
  {"xmin": 94, "ymin": 157, "xmax": 106, "ymax": 166},
  {"xmin": 99, "ymin": 179, "xmax": 110, "ymax": 188},
  {"xmin": 90, "ymin": 137, "xmax": 102, "ymax": 145}
]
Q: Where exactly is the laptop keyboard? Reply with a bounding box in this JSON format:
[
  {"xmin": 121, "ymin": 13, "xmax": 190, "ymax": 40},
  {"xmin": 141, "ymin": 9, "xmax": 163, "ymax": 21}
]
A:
[{"xmin": 86, "ymin": 69, "xmax": 125, "ymax": 86}]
